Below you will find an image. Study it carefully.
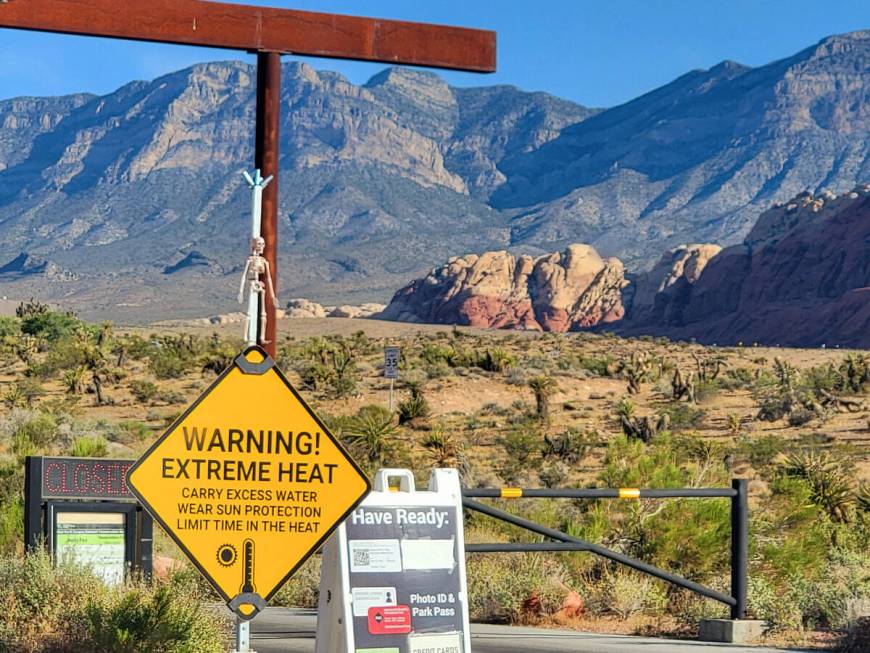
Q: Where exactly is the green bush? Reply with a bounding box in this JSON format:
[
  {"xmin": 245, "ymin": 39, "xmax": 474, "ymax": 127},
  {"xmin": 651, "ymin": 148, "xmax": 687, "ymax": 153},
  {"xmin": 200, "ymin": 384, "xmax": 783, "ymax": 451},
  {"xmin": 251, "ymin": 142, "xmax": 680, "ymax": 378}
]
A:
[
  {"xmin": 271, "ymin": 556, "xmax": 321, "ymax": 608},
  {"xmin": 148, "ymin": 349, "xmax": 193, "ymax": 380},
  {"xmin": 466, "ymin": 551, "xmax": 568, "ymax": 623},
  {"xmin": 662, "ymin": 403, "xmax": 706, "ymax": 429},
  {"xmin": 0, "ymin": 317, "xmax": 20, "ymax": 338},
  {"xmin": 68, "ymin": 436, "xmax": 109, "ymax": 458},
  {"xmin": 83, "ymin": 582, "xmax": 224, "ymax": 652},
  {"xmin": 0, "ymin": 551, "xmax": 226, "ymax": 652},
  {"xmin": 129, "ymin": 379, "xmax": 159, "ymax": 404},
  {"xmin": 20, "ymin": 310, "xmax": 84, "ymax": 341},
  {"xmin": 10, "ymin": 411, "xmax": 58, "ymax": 451}
]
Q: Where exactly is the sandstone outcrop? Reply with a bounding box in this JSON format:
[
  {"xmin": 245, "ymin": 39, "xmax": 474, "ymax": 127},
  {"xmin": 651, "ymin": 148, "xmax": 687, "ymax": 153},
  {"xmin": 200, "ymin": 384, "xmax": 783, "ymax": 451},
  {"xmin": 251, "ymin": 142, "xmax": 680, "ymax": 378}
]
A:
[
  {"xmin": 284, "ymin": 298, "xmax": 385, "ymax": 319},
  {"xmin": 285, "ymin": 298, "xmax": 329, "ymax": 319},
  {"xmin": 629, "ymin": 244, "xmax": 722, "ymax": 325},
  {"xmin": 378, "ymin": 244, "xmax": 627, "ymax": 332},
  {"xmin": 622, "ymin": 187, "xmax": 870, "ymax": 347}
]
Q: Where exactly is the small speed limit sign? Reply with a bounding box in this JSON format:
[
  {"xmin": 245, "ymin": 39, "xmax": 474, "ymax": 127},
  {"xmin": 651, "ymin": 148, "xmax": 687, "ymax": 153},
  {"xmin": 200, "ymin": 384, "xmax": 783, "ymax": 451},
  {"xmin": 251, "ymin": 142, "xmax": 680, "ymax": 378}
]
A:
[{"xmin": 383, "ymin": 347, "xmax": 400, "ymax": 379}]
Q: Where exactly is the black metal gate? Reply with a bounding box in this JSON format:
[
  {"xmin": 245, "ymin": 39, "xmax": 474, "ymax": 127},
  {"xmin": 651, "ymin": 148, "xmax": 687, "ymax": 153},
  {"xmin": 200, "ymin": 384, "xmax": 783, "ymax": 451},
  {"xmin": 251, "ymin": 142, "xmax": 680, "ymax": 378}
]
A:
[{"xmin": 462, "ymin": 479, "xmax": 749, "ymax": 620}]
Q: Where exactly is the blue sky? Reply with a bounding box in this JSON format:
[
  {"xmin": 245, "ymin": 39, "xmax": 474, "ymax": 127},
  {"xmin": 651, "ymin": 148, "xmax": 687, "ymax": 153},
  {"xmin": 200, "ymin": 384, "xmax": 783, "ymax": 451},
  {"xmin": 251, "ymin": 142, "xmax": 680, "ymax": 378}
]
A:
[{"xmin": 1, "ymin": 0, "xmax": 869, "ymax": 107}]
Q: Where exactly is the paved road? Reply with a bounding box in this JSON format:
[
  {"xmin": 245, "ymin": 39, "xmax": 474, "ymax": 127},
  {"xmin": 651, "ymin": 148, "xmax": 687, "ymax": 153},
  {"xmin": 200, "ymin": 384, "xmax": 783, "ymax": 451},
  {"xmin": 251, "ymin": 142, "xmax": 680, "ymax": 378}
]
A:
[{"xmin": 248, "ymin": 608, "xmax": 806, "ymax": 653}]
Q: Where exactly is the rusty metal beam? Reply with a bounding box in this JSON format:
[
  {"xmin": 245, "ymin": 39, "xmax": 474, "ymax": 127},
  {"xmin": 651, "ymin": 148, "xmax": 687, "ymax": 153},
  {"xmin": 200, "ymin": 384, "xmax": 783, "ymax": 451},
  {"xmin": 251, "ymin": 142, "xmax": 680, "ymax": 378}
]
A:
[
  {"xmin": 0, "ymin": 0, "xmax": 496, "ymax": 72},
  {"xmin": 255, "ymin": 52, "xmax": 280, "ymax": 358}
]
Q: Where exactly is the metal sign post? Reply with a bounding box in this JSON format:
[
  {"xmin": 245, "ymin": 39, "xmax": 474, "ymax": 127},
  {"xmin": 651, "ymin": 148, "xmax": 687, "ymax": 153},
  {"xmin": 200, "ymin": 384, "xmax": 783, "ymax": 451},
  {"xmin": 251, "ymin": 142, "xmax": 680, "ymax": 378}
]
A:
[
  {"xmin": 233, "ymin": 620, "xmax": 252, "ymax": 653},
  {"xmin": 384, "ymin": 347, "xmax": 400, "ymax": 412}
]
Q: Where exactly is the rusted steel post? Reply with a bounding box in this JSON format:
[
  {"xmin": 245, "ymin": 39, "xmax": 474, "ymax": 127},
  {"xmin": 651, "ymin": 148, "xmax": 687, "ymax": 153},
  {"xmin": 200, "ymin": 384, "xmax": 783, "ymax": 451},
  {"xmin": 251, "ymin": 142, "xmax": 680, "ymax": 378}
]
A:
[{"xmin": 255, "ymin": 51, "xmax": 281, "ymax": 358}]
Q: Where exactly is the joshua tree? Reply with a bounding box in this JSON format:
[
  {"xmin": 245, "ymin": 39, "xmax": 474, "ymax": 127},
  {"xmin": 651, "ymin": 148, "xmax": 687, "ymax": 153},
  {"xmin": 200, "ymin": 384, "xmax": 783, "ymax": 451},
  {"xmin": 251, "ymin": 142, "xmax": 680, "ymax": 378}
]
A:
[
  {"xmin": 620, "ymin": 351, "xmax": 653, "ymax": 395},
  {"xmin": 672, "ymin": 367, "xmax": 697, "ymax": 403},
  {"xmin": 528, "ymin": 375, "xmax": 557, "ymax": 421}
]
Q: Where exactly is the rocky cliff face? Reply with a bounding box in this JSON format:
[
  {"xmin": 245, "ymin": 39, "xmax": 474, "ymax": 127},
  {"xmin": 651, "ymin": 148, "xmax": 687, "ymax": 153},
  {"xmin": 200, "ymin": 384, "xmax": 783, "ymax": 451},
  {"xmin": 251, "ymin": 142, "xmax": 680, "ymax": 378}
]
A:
[
  {"xmin": 628, "ymin": 244, "xmax": 722, "ymax": 325},
  {"xmin": 378, "ymin": 244, "xmax": 627, "ymax": 332},
  {"xmin": 494, "ymin": 31, "xmax": 870, "ymax": 264},
  {"xmin": 1, "ymin": 31, "xmax": 870, "ymax": 322},
  {"xmin": 622, "ymin": 187, "xmax": 870, "ymax": 347}
]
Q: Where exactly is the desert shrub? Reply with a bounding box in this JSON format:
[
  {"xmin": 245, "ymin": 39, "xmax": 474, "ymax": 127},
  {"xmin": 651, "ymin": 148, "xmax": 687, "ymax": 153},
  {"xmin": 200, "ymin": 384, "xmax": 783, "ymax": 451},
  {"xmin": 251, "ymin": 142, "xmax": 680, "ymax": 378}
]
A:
[
  {"xmin": 662, "ymin": 403, "xmax": 706, "ymax": 429},
  {"xmin": 0, "ymin": 551, "xmax": 226, "ymax": 652},
  {"xmin": 693, "ymin": 378, "xmax": 722, "ymax": 403},
  {"xmin": 148, "ymin": 349, "xmax": 193, "ymax": 380},
  {"xmin": 420, "ymin": 426, "xmax": 464, "ymax": 469},
  {"xmin": 539, "ymin": 461, "xmax": 568, "ymax": 488},
  {"xmin": 576, "ymin": 354, "xmax": 616, "ymax": 377},
  {"xmin": 787, "ymin": 407, "xmax": 815, "ymax": 427},
  {"xmin": 159, "ymin": 390, "xmax": 188, "ymax": 405},
  {"xmin": 271, "ymin": 555, "xmax": 321, "ymax": 608},
  {"xmin": 781, "ymin": 449, "xmax": 856, "ymax": 523},
  {"xmin": 735, "ymin": 434, "xmax": 784, "ymax": 471},
  {"xmin": 397, "ymin": 382, "xmax": 431, "ymax": 426},
  {"xmin": 67, "ymin": 436, "xmax": 109, "ymax": 458},
  {"xmin": 115, "ymin": 421, "xmax": 151, "ymax": 444},
  {"xmin": 0, "ymin": 317, "xmax": 21, "ymax": 338},
  {"xmin": 297, "ymin": 339, "xmax": 359, "ymax": 398},
  {"xmin": 82, "ymin": 581, "xmax": 225, "ymax": 652},
  {"xmin": 541, "ymin": 428, "xmax": 591, "ymax": 464},
  {"xmin": 720, "ymin": 367, "xmax": 756, "ymax": 390},
  {"xmin": 584, "ymin": 568, "xmax": 669, "ymax": 618},
  {"xmin": 466, "ymin": 551, "xmax": 568, "ymax": 624},
  {"xmin": 750, "ymin": 550, "xmax": 870, "ymax": 631},
  {"xmin": 419, "ymin": 343, "xmax": 456, "ymax": 367},
  {"xmin": 0, "ymin": 460, "xmax": 23, "ymax": 555},
  {"xmin": 498, "ymin": 424, "xmax": 542, "ymax": 482},
  {"xmin": 20, "ymin": 310, "xmax": 84, "ymax": 341},
  {"xmin": 8, "ymin": 411, "xmax": 59, "ymax": 451},
  {"xmin": 13, "ymin": 378, "xmax": 46, "ymax": 407},
  {"xmin": 528, "ymin": 375, "xmax": 557, "ymax": 421},
  {"xmin": 129, "ymin": 379, "xmax": 158, "ymax": 404}
]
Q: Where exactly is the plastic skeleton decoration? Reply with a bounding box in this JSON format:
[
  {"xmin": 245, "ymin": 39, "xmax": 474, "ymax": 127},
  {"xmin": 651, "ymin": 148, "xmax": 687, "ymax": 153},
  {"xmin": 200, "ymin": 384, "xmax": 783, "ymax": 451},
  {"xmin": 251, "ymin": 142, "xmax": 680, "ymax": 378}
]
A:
[{"xmin": 238, "ymin": 236, "xmax": 277, "ymax": 344}]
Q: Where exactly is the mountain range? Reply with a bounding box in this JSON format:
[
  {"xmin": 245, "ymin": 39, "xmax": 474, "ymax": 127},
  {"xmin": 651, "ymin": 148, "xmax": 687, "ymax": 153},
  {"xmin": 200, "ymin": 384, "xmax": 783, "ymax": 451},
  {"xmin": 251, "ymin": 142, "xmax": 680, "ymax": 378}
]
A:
[{"xmin": 0, "ymin": 31, "xmax": 868, "ymax": 322}]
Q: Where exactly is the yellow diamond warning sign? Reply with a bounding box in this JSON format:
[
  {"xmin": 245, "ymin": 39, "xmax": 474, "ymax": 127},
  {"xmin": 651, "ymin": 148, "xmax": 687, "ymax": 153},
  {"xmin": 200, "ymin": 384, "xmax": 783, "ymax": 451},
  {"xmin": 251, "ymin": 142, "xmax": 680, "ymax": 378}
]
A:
[{"xmin": 126, "ymin": 346, "xmax": 370, "ymax": 619}]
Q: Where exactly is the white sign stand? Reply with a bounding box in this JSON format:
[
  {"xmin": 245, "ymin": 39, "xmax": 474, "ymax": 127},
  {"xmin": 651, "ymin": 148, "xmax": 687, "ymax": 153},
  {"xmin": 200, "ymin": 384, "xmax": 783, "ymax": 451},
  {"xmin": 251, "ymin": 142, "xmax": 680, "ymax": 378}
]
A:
[{"xmin": 316, "ymin": 468, "xmax": 471, "ymax": 653}]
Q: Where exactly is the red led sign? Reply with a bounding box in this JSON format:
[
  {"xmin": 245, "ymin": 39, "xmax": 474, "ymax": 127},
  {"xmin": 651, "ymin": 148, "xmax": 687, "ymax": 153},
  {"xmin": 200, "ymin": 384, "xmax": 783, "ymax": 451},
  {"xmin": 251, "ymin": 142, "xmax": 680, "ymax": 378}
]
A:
[{"xmin": 41, "ymin": 458, "xmax": 134, "ymax": 500}]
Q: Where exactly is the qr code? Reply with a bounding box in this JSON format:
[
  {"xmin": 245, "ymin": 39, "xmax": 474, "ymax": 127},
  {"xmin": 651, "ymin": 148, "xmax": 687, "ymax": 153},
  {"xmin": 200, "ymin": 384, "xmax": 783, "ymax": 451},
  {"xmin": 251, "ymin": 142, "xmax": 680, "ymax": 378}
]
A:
[{"xmin": 353, "ymin": 549, "xmax": 370, "ymax": 566}]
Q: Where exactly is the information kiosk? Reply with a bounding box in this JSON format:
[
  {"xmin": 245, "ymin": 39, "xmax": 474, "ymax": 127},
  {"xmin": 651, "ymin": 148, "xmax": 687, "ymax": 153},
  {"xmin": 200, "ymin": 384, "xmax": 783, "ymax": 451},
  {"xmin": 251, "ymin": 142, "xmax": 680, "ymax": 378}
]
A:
[
  {"xmin": 316, "ymin": 468, "xmax": 471, "ymax": 653},
  {"xmin": 24, "ymin": 456, "xmax": 152, "ymax": 584}
]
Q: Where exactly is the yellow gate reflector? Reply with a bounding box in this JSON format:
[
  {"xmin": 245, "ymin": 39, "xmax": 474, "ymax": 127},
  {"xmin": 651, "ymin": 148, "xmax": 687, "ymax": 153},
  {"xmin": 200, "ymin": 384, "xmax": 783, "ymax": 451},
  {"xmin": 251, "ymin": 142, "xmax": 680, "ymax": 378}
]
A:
[
  {"xmin": 619, "ymin": 488, "xmax": 641, "ymax": 499},
  {"xmin": 500, "ymin": 488, "xmax": 523, "ymax": 499},
  {"xmin": 126, "ymin": 346, "xmax": 370, "ymax": 619}
]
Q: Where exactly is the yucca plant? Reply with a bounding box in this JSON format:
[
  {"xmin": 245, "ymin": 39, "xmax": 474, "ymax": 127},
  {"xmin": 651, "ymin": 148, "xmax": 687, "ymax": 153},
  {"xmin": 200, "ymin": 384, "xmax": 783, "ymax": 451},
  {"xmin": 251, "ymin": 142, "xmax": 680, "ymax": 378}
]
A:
[
  {"xmin": 478, "ymin": 347, "xmax": 517, "ymax": 373},
  {"xmin": 343, "ymin": 405, "xmax": 398, "ymax": 463},
  {"xmin": 2, "ymin": 384, "xmax": 25, "ymax": 409},
  {"xmin": 782, "ymin": 449, "xmax": 856, "ymax": 523},
  {"xmin": 726, "ymin": 413, "xmax": 742, "ymax": 437},
  {"xmin": 856, "ymin": 483, "xmax": 870, "ymax": 514},
  {"xmin": 528, "ymin": 375, "xmax": 557, "ymax": 421},
  {"xmin": 421, "ymin": 426, "xmax": 462, "ymax": 468},
  {"xmin": 64, "ymin": 365, "xmax": 88, "ymax": 395}
]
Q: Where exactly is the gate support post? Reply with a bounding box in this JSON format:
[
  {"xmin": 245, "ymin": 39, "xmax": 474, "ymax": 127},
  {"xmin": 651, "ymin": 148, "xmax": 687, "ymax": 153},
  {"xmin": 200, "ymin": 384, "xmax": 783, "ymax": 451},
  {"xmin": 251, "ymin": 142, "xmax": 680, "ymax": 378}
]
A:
[{"xmin": 730, "ymin": 478, "xmax": 748, "ymax": 620}]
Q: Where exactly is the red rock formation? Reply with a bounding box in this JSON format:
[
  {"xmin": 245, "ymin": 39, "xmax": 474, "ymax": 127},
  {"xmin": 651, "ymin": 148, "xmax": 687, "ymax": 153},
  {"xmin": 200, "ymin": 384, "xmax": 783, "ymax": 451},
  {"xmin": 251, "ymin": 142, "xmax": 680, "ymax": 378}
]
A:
[
  {"xmin": 377, "ymin": 244, "xmax": 627, "ymax": 332},
  {"xmin": 623, "ymin": 187, "xmax": 870, "ymax": 347}
]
